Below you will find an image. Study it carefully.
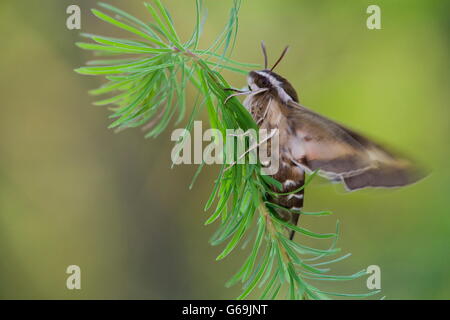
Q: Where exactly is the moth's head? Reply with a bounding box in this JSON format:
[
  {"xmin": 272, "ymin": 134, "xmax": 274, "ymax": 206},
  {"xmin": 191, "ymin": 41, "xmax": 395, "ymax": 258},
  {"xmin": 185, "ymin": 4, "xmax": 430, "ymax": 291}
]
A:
[
  {"xmin": 247, "ymin": 42, "xmax": 299, "ymax": 103},
  {"xmin": 247, "ymin": 70, "xmax": 299, "ymax": 103}
]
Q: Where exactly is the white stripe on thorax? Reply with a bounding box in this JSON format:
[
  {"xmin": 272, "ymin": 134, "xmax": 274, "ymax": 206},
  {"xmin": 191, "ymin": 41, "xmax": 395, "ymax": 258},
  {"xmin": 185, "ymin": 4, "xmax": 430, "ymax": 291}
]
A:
[{"xmin": 255, "ymin": 71, "xmax": 292, "ymax": 104}]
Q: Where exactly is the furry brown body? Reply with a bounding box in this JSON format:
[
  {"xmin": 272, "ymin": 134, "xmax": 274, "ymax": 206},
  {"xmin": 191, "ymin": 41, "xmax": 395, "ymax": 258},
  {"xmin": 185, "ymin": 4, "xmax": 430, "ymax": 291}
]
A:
[{"xmin": 244, "ymin": 77, "xmax": 305, "ymax": 239}]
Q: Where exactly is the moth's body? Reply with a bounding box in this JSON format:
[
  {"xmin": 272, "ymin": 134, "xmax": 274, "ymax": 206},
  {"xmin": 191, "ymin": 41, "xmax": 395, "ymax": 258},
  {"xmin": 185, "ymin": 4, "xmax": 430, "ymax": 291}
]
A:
[
  {"xmin": 244, "ymin": 70, "xmax": 306, "ymax": 237},
  {"xmin": 237, "ymin": 48, "xmax": 426, "ymax": 239}
]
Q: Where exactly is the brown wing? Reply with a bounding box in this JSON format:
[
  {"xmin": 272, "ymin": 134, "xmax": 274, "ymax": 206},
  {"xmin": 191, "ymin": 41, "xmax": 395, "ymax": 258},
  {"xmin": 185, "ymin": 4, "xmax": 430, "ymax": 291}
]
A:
[{"xmin": 285, "ymin": 101, "xmax": 426, "ymax": 191}]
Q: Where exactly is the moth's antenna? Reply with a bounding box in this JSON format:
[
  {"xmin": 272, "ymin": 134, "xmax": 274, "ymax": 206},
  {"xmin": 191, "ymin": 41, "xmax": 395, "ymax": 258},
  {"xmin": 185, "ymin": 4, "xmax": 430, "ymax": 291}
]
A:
[
  {"xmin": 271, "ymin": 45, "xmax": 289, "ymax": 71},
  {"xmin": 261, "ymin": 41, "xmax": 268, "ymax": 69}
]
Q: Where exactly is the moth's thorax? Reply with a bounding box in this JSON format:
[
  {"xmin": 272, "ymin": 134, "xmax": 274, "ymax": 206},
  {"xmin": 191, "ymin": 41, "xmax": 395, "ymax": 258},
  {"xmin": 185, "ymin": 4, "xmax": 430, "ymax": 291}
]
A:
[
  {"xmin": 243, "ymin": 92, "xmax": 290, "ymax": 147},
  {"xmin": 247, "ymin": 70, "xmax": 299, "ymax": 104}
]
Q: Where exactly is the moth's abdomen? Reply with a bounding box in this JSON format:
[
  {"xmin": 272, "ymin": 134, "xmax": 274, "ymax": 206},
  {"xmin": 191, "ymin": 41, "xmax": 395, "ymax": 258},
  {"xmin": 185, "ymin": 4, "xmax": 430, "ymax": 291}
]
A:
[
  {"xmin": 271, "ymin": 180, "xmax": 304, "ymax": 209},
  {"xmin": 269, "ymin": 163, "xmax": 305, "ymax": 240}
]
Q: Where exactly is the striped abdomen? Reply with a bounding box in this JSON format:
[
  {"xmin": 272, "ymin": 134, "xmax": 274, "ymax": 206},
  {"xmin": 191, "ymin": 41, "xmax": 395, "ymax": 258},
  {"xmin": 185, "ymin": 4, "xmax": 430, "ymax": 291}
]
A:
[
  {"xmin": 244, "ymin": 91, "xmax": 305, "ymax": 239},
  {"xmin": 269, "ymin": 161, "xmax": 305, "ymax": 240}
]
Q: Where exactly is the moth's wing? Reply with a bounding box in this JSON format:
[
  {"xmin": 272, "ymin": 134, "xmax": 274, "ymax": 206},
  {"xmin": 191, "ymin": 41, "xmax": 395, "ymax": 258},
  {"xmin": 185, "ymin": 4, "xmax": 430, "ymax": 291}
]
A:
[{"xmin": 286, "ymin": 101, "xmax": 426, "ymax": 191}]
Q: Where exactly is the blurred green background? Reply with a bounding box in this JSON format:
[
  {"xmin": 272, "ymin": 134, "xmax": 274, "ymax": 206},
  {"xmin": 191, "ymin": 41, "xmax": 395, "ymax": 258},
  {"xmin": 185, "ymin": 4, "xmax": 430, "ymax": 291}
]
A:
[{"xmin": 0, "ymin": 0, "xmax": 448, "ymax": 299}]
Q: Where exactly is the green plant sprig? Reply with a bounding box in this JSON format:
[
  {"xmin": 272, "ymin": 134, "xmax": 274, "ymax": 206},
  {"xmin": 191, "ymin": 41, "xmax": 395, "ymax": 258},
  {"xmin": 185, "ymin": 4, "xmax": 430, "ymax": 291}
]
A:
[{"xmin": 75, "ymin": 0, "xmax": 380, "ymax": 300}]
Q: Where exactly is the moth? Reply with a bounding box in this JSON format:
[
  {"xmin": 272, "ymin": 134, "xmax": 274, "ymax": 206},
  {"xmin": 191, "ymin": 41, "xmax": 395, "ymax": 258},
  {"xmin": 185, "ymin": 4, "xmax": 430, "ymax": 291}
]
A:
[{"xmin": 226, "ymin": 42, "xmax": 426, "ymax": 240}]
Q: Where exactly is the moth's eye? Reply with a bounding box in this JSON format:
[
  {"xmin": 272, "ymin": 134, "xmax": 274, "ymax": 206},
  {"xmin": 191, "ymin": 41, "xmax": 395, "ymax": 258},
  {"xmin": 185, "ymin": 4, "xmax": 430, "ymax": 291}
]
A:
[
  {"xmin": 248, "ymin": 85, "xmax": 251, "ymax": 91},
  {"xmin": 260, "ymin": 78, "xmax": 270, "ymax": 87}
]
